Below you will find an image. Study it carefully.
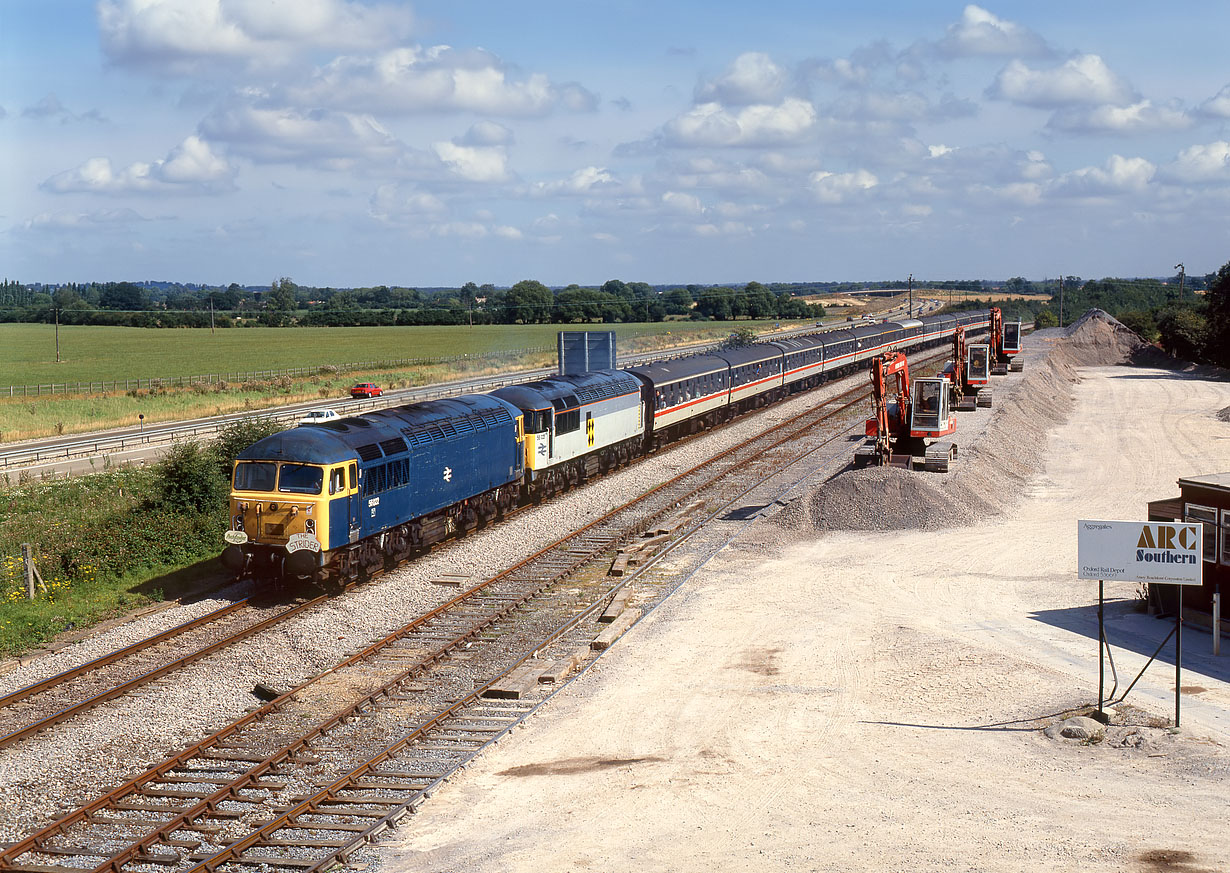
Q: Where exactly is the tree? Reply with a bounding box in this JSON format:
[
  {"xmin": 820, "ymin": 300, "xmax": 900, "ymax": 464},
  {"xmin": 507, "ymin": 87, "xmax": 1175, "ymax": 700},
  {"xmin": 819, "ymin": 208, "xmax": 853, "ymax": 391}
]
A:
[
  {"xmin": 1203, "ymin": 260, "xmax": 1230, "ymax": 368},
  {"xmin": 99, "ymin": 281, "xmax": 146, "ymax": 310},
  {"xmin": 503, "ymin": 280, "xmax": 554, "ymax": 323},
  {"xmin": 694, "ymin": 286, "xmax": 734, "ymax": 320},
  {"xmin": 268, "ymin": 277, "xmax": 297, "ymax": 311},
  {"xmin": 1034, "ymin": 308, "xmax": 1058, "ymax": 329},
  {"xmin": 1156, "ymin": 307, "xmax": 1207, "ymax": 361},
  {"xmin": 663, "ymin": 288, "xmax": 693, "ymax": 316},
  {"xmin": 1117, "ymin": 309, "xmax": 1158, "ymax": 342}
]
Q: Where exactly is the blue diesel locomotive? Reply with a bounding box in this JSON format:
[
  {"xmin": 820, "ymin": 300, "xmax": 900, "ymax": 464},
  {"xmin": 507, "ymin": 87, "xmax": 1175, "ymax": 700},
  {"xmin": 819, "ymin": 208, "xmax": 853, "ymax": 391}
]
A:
[{"xmin": 221, "ymin": 309, "xmax": 991, "ymax": 586}]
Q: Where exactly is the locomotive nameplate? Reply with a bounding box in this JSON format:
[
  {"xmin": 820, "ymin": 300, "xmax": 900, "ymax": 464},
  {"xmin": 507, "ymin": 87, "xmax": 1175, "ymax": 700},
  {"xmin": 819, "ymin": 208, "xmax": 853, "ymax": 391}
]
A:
[
  {"xmin": 223, "ymin": 531, "xmax": 248, "ymax": 545},
  {"xmin": 286, "ymin": 533, "xmax": 322, "ymax": 553}
]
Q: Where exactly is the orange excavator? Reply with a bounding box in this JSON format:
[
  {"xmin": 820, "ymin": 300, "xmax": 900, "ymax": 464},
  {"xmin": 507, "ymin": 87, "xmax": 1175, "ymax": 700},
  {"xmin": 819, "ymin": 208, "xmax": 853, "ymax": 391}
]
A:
[
  {"xmin": 990, "ymin": 307, "xmax": 1024, "ymax": 374},
  {"xmin": 853, "ymin": 352, "xmax": 958, "ymax": 472},
  {"xmin": 941, "ymin": 324, "xmax": 993, "ymax": 411}
]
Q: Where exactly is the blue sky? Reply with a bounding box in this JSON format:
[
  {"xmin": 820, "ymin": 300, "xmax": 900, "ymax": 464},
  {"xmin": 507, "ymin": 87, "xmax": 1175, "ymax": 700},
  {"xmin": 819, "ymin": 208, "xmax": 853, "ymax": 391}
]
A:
[{"xmin": 3, "ymin": 1, "xmax": 1230, "ymax": 287}]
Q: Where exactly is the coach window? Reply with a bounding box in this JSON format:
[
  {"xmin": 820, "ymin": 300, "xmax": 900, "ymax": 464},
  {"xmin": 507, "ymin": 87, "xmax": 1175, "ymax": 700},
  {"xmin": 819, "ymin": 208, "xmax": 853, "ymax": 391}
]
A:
[
  {"xmin": 1222, "ymin": 509, "xmax": 1230, "ymax": 566},
  {"xmin": 1184, "ymin": 504, "xmax": 1218, "ymax": 562}
]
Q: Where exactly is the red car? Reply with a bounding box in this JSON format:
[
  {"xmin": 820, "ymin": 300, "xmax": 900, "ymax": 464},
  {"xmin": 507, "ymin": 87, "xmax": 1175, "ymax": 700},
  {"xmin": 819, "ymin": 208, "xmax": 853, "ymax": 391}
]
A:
[{"xmin": 350, "ymin": 382, "xmax": 383, "ymax": 398}]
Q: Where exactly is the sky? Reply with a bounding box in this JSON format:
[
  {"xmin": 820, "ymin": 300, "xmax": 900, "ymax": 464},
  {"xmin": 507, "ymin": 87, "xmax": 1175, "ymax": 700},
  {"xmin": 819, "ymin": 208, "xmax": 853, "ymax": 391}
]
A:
[{"xmin": 2, "ymin": 1, "xmax": 1230, "ymax": 288}]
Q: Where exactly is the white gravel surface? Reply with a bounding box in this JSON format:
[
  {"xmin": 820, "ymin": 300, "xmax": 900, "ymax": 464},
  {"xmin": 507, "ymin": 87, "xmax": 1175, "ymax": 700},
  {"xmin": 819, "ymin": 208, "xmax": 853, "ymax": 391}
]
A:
[{"xmin": 374, "ymin": 323, "xmax": 1230, "ymax": 873}]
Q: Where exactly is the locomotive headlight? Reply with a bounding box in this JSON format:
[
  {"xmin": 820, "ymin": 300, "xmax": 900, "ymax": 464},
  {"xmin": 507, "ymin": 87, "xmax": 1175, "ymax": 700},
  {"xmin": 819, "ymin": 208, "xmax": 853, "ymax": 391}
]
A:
[
  {"xmin": 305, "ymin": 519, "xmax": 316, "ymax": 534},
  {"xmin": 233, "ymin": 515, "xmax": 244, "ymax": 531}
]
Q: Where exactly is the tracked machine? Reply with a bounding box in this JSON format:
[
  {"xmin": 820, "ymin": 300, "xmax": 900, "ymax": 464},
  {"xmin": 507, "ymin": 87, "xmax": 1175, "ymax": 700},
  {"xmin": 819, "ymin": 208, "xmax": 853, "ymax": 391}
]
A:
[
  {"xmin": 941, "ymin": 324, "xmax": 993, "ymax": 411},
  {"xmin": 990, "ymin": 307, "xmax": 1024, "ymax": 374},
  {"xmin": 853, "ymin": 352, "xmax": 958, "ymax": 472}
]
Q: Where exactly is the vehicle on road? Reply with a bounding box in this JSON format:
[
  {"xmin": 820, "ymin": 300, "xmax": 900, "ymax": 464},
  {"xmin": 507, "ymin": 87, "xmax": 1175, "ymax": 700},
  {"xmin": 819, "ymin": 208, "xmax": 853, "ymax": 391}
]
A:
[
  {"xmin": 350, "ymin": 383, "xmax": 383, "ymax": 398},
  {"xmin": 298, "ymin": 408, "xmax": 341, "ymax": 426}
]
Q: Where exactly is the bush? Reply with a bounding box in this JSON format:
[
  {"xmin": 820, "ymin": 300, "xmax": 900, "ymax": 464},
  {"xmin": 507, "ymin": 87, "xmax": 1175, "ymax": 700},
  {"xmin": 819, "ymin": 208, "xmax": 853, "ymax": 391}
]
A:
[
  {"xmin": 1034, "ymin": 308, "xmax": 1058, "ymax": 329},
  {"xmin": 155, "ymin": 441, "xmax": 226, "ymax": 513}
]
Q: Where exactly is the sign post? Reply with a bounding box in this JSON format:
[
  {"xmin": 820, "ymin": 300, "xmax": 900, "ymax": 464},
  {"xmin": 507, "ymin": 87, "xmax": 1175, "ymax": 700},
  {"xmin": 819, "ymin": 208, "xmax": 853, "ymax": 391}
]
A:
[{"xmin": 1077, "ymin": 520, "xmax": 1203, "ymax": 727}]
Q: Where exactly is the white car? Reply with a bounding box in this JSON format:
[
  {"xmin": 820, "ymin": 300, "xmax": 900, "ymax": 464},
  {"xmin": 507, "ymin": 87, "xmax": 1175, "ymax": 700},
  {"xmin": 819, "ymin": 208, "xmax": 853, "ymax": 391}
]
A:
[{"xmin": 298, "ymin": 408, "xmax": 341, "ymax": 426}]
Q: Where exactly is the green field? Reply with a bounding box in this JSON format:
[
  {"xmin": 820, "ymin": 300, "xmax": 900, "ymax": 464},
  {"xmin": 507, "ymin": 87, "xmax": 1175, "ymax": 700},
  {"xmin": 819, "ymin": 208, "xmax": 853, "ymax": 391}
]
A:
[
  {"xmin": 0, "ymin": 320, "xmax": 813, "ymax": 442},
  {"xmin": 1, "ymin": 321, "xmax": 805, "ymax": 386}
]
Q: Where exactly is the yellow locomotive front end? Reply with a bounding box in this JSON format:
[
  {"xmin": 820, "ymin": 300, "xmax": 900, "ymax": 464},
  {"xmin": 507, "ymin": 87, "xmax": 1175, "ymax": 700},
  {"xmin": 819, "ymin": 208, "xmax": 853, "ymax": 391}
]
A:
[{"xmin": 222, "ymin": 460, "xmax": 330, "ymax": 581}]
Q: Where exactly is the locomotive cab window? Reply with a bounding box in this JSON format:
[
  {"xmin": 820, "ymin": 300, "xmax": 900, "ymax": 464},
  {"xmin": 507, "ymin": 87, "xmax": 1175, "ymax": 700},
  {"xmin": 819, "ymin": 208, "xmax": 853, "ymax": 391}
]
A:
[
  {"xmin": 329, "ymin": 467, "xmax": 345, "ymax": 495},
  {"xmin": 279, "ymin": 464, "xmax": 323, "ymax": 495},
  {"xmin": 524, "ymin": 409, "xmax": 551, "ymax": 433},
  {"xmin": 234, "ymin": 461, "xmax": 276, "ymax": 492}
]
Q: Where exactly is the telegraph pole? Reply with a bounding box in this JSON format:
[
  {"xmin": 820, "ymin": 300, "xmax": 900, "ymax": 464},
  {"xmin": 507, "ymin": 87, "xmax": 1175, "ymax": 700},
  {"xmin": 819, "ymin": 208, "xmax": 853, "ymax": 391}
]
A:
[
  {"xmin": 908, "ymin": 273, "xmax": 913, "ymax": 318},
  {"xmin": 55, "ymin": 307, "xmax": 61, "ymax": 362},
  {"xmin": 1058, "ymin": 275, "xmax": 1064, "ymax": 327},
  {"xmin": 210, "ymin": 295, "xmax": 215, "ymax": 335},
  {"xmin": 1175, "ymin": 263, "xmax": 1185, "ymax": 300}
]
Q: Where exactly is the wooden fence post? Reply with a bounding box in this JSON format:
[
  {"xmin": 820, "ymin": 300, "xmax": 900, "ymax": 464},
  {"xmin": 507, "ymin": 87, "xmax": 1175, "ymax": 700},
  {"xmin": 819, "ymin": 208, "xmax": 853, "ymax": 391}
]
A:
[{"xmin": 21, "ymin": 543, "xmax": 46, "ymax": 600}]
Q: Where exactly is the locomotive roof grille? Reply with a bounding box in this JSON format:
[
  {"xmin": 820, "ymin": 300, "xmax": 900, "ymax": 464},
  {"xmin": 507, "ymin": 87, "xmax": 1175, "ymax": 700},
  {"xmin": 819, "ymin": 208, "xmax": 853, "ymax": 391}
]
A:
[
  {"xmin": 379, "ymin": 437, "xmax": 408, "ymax": 456},
  {"xmin": 356, "ymin": 443, "xmax": 382, "ymax": 461}
]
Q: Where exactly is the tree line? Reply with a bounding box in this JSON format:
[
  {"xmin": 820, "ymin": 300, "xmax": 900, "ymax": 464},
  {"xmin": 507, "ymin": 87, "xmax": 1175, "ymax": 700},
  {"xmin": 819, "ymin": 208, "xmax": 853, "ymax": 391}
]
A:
[{"xmin": 0, "ymin": 278, "xmax": 817, "ymax": 328}]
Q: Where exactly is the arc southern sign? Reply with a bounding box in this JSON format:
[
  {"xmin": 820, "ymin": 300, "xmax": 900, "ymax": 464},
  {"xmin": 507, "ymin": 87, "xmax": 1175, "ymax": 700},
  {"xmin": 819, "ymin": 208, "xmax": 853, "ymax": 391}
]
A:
[{"xmin": 1077, "ymin": 520, "xmax": 1203, "ymax": 585}]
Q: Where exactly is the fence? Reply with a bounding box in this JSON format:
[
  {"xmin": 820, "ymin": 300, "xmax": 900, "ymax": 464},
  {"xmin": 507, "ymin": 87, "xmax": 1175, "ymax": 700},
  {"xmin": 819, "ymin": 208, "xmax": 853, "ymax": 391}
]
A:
[{"xmin": 3, "ymin": 347, "xmax": 553, "ymax": 397}]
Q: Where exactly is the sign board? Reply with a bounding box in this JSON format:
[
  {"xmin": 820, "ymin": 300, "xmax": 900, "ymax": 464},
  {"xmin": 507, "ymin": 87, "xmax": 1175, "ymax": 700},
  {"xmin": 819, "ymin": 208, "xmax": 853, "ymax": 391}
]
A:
[
  {"xmin": 1077, "ymin": 520, "xmax": 1203, "ymax": 585},
  {"xmin": 558, "ymin": 330, "xmax": 617, "ymax": 374}
]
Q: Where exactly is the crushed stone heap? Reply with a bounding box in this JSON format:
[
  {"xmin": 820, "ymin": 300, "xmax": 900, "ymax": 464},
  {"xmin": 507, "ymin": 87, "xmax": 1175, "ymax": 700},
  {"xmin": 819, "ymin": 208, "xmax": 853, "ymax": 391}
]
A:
[{"xmin": 774, "ymin": 309, "xmax": 1148, "ymax": 534}]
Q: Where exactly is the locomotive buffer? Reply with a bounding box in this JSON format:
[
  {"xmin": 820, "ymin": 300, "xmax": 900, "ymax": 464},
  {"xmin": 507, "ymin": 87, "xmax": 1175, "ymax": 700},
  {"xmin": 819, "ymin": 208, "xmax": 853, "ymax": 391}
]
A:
[{"xmin": 853, "ymin": 352, "xmax": 958, "ymax": 473}]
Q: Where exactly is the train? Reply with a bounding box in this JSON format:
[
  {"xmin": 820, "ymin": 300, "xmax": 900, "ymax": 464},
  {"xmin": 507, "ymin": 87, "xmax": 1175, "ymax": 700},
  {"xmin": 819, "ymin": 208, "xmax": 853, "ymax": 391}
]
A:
[{"xmin": 220, "ymin": 309, "xmax": 993, "ymax": 587}]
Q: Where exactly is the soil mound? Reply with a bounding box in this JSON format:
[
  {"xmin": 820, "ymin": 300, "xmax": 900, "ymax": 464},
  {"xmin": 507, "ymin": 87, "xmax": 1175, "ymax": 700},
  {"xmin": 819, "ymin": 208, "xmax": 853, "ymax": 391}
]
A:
[{"xmin": 780, "ymin": 309, "xmax": 1148, "ymax": 533}]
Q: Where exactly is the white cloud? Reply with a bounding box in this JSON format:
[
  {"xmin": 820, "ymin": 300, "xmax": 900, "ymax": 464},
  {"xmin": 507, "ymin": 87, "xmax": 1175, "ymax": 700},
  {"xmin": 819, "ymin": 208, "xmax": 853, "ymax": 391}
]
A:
[
  {"xmin": 661, "ymin": 191, "xmax": 704, "ymax": 215},
  {"xmin": 1161, "ymin": 141, "xmax": 1230, "ymax": 184},
  {"xmin": 1198, "ymin": 85, "xmax": 1230, "ymax": 119},
  {"xmin": 41, "ymin": 136, "xmax": 235, "ymax": 194},
  {"xmin": 1052, "ymin": 154, "xmax": 1155, "ymax": 197},
  {"xmin": 1047, "ymin": 100, "xmax": 1190, "ymax": 135},
  {"xmin": 694, "ymin": 221, "xmax": 751, "ymax": 237},
  {"xmin": 662, "ymin": 97, "xmax": 816, "ymax": 147},
  {"xmin": 369, "ymin": 184, "xmax": 447, "ymax": 223},
  {"xmin": 200, "ymin": 101, "xmax": 402, "ymax": 168},
  {"xmin": 19, "ymin": 208, "xmax": 147, "ymax": 231},
  {"xmin": 532, "ymin": 166, "xmax": 615, "ymax": 196},
  {"xmin": 695, "ymin": 52, "xmax": 787, "ymax": 106},
  {"xmin": 431, "ymin": 141, "xmax": 510, "ymax": 182},
  {"xmin": 98, "ymin": 0, "xmax": 412, "ymax": 72},
  {"xmin": 458, "ymin": 120, "xmax": 513, "ymax": 146},
  {"xmin": 938, "ymin": 5, "xmax": 1049, "ymax": 57},
  {"xmin": 988, "ymin": 54, "xmax": 1136, "ymax": 108},
  {"xmin": 808, "ymin": 169, "xmax": 878, "ymax": 204},
  {"xmin": 285, "ymin": 46, "xmax": 597, "ymax": 117}
]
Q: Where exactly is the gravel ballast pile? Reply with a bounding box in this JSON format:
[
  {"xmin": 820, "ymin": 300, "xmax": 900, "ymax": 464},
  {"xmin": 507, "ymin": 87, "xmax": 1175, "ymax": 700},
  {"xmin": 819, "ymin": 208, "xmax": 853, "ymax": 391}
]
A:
[{"xmin": 782, "ymin": 309, "xmax": 1147, "ymax": 532}]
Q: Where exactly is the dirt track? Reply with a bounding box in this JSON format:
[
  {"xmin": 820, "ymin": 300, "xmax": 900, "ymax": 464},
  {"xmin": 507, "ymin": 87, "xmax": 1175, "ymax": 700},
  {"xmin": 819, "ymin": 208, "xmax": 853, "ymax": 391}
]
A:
[{"xmin": 379, "ymin": 339, "xmax": 1230, "ymax": 872}]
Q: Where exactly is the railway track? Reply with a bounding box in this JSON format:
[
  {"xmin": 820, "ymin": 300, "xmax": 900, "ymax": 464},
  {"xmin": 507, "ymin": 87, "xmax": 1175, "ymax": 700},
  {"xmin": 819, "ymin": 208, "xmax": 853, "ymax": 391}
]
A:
[
  {"xmin": 0, "ymin": 368, "xmax": 877, "ymax": 873},
  {"xmin": 0, "ymin": 597, "xmax": 330, "ymax": 751}
]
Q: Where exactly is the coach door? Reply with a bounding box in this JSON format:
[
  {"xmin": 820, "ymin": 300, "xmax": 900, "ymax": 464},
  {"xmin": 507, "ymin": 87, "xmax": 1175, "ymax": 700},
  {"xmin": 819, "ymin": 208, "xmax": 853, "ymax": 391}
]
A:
[{"xmin": 348, "ymin": 462, "xmax": 361, "ymax": 542}]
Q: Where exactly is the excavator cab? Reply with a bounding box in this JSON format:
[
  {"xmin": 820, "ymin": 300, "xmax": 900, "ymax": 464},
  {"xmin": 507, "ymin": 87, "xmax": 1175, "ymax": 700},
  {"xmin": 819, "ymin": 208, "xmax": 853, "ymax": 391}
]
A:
[
  {"xmin": 1003, "ymin": 321, "xmax": 1021, "ymax": 354},
  {"xmin": 909, "ymin": 377, "xmax": 953, "ymax": 437},
  {"xmin": 967, "ymin": 344, "xmax": 990, "ymax": 384}
]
